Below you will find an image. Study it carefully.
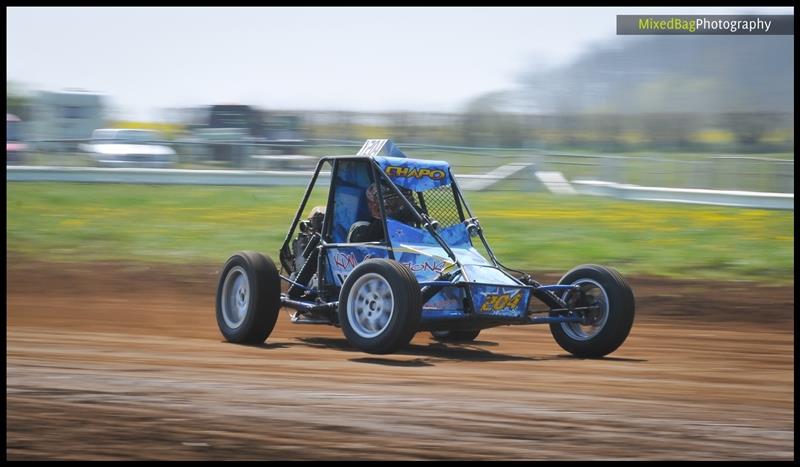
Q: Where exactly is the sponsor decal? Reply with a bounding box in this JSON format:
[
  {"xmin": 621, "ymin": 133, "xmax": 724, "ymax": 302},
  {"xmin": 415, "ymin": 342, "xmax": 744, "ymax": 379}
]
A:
[
  {"xmin": 332, "ymin": 251, "xmax": 444, "ymax": 284},
  {"xmin": 332, "ymin": 252, "xmax": 379, "ymax": 271},
  {"xmin": 332, "ymin": 252, "xmax": 359, "ymax": 271},
  {"xmin": 480, "ymin": 290, "xmax": 522, "ymax": 312},
  {"xmin": 402, "ymin": 260, "xmax": 444, "ymax": 274},
  {"xmin": 332, "ymin": 252, "xmax": 378, "ymax": 285},
  {"xmin": 385, "ymin": 166, "xmax": 446, "ymax": 180},
  {"xmin": 334, "ymin": 252, "xmax": 443, "ymax": 274}
]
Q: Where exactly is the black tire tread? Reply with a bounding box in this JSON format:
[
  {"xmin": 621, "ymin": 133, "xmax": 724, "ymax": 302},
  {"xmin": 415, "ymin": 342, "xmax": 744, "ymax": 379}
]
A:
[
  {"xmin": 216, "ymin": 251, "xmax": 282, "ymax": 344},
  {"xmin": 549, "ymin": 264, "xmax": 635, "ymax": 358}
]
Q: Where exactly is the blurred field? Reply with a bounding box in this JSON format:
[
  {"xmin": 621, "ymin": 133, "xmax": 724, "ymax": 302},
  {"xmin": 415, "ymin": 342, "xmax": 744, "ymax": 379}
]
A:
[{"xmin": 7, "ymin": 182, "xmax": 793, "ymax": 282}]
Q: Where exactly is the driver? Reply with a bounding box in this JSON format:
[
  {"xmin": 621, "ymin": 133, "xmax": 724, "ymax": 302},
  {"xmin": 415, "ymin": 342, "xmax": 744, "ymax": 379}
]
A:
[{"xmin": 348, "ymin": 181, "xmax": 419, "ymax": 243}]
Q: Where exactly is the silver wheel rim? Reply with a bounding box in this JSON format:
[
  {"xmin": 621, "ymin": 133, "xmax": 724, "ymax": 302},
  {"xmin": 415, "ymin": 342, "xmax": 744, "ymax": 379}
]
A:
[
  {"xmin": 560, "ymin": 278, "xmax": 609, "ymax": 341},
  {"xmin": 221, "ymin": 266, "xmax": 250, "ymax": 329},
  {"xmin": 347, "ymin": 273, "xmax": 394, "ymax": 339}
]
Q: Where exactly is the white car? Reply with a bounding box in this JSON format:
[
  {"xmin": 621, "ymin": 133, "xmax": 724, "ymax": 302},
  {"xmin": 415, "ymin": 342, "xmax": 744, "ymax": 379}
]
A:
[{"xmin": 82, "ymin": 129, "xmax": 177, "ymax": 168}]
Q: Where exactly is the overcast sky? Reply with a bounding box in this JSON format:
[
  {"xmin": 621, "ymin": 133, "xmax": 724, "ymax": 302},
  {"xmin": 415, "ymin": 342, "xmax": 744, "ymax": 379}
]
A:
[{"xmin": 7, "ymin": 6, "xmax": 793, "ymax": 120}]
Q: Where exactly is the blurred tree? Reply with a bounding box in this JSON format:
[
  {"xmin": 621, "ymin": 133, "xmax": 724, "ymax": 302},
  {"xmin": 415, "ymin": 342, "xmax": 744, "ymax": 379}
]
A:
[
  {"xmin": 722, "ymin": 113, "xmax": 780, "ymax": 148},
  {"xmin": 639, "ymin": 113, "xmax": 697, "ymax": 150},
  {"xmin": 459, "ymin": 91, "xmax": 525, "ymax": 147},
  {"xmin": 388, "ymin": 112, "xmax": 413, "ymax": 143},
  {"xmin": 516, "ymin": 36, "xmax": 794, "ymax": 115}
]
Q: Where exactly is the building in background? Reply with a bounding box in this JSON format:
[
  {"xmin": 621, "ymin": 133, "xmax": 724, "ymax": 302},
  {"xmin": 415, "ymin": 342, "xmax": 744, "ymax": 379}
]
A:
[{"xmin": 29, "ymin": 89, "xmax": 106, "ymax": 152}]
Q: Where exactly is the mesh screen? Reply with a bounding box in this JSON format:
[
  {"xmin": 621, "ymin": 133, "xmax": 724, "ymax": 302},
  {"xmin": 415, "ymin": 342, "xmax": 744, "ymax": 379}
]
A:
[{"xmin": 418, "ymin": 185, "xmax": 463, "ymax": 227}]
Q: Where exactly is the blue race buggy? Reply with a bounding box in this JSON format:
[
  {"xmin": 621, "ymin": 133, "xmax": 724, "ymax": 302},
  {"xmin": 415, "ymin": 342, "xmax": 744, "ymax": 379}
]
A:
[{"xmin": 216, "ymin": 139, "xmax": 634, "ymax": 356}]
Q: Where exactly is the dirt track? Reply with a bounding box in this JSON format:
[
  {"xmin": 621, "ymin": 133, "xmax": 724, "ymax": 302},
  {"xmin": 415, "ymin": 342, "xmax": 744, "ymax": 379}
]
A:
[{"xmin": 6, "ymin": 259, "xmax": 795, "ymax": 460}]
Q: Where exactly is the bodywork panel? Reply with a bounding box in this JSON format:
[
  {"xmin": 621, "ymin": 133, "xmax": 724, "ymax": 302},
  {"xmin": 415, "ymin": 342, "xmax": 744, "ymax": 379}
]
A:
[
  {"xmin": 325, "ymin": 245, "xmax": 390, "ymax": 287},
  {"xmin": 373, "ymin": 155, "xmax": 451, "ymax": 192},
  {"xmin": 330, "ymin": 160, "xmax": 373, "ymax": 243}
]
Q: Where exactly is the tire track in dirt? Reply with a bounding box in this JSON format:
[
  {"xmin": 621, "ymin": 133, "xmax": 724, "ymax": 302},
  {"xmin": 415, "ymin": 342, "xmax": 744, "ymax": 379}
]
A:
[{"xmin": 6, "ymin": 261, "xmax": 794, "ymax": 460}]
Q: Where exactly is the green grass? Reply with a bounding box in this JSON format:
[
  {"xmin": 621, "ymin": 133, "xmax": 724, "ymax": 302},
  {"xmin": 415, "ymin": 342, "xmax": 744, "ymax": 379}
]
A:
[{"xmin": 6, "ymin": 182, "xmax": 794, "ymax": 283}]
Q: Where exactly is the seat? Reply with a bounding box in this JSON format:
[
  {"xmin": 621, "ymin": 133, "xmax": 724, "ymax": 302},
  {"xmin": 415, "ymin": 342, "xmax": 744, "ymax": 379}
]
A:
[{"xmin": 347, "ymin": 221, "xmax": 373, "ymax": 243}]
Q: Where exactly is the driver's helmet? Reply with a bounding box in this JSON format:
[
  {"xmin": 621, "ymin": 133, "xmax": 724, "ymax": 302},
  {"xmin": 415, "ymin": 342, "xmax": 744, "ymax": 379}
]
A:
[{"xmin": 366, "ymin": 181, "xmax": 417, "ymax": 222}]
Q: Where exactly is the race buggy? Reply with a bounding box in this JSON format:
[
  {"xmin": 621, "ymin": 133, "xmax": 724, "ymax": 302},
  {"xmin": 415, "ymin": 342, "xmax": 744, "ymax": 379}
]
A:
[{"xmin": 216, "ymin": 139, "xmax": 635, "ymax": 356}]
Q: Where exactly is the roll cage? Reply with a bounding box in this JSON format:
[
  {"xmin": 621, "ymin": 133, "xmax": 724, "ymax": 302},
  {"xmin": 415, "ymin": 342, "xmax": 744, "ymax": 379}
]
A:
[{"xmin": 278, "ymin": 155, "xmax": 540, "ymax": 302}]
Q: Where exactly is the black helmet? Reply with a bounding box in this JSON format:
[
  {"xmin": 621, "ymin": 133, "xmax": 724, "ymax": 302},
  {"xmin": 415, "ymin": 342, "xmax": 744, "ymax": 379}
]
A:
[{"xmin": 366, "ymin": 181, "xmax": 416, "ymax": 222}]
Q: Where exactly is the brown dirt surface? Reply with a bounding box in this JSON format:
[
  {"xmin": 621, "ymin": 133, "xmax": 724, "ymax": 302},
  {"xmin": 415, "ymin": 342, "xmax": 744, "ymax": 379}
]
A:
[{"xmin": 6, "ymin": 258, "xmax": 795, "ymax": 460}]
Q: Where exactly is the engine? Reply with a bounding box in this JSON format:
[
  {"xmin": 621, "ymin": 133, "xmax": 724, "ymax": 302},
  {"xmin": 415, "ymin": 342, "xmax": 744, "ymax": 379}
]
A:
[{"xmin": 281, "ymin": 206, "xmax": 325, "ymax": 299}]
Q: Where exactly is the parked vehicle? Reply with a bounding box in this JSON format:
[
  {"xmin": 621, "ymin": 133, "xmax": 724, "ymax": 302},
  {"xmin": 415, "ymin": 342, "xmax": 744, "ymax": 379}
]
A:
[
  {"xmin": 7, "ymin": 114, "xmax": 28, "ymax": 164},
  {"xmin": 184, "ymin": 104, "xmax": 306, "ymax": 167},
  {"xmin": 215, "ymin": 139, "xmax": 635, "ymax": 356},
  {"xmin": 81, "ymin": 129, "xmax": 177, "ymax": 167}
]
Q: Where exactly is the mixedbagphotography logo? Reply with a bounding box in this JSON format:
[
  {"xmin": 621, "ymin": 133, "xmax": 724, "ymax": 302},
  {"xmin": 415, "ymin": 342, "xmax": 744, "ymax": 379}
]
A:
[{"xmin": 617, "ymin": 14, "xmax": 794, "ymax": 35}]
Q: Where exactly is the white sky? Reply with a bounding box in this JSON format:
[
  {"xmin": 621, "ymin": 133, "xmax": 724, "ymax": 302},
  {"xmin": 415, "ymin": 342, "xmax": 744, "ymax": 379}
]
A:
[{"xmin": 7, "ymin": 6, "xmax": 794, "ymax": 120}]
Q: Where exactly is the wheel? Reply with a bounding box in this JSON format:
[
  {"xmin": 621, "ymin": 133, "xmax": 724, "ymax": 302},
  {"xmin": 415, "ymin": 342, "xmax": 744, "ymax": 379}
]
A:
[
  {"xmin": 549, "ymin": 264, "xmax": 635, "ymax": 358},
  {"xmin": 430, "ymin": 329, "xmax": 481, "ymax": 342},
  {"xmin": 338, "ymin": 259, "xmax": 422, "ymax": 354},
  {"xmin": 216, "ymin": 251, "xmax": 282, "ymax": 344}
]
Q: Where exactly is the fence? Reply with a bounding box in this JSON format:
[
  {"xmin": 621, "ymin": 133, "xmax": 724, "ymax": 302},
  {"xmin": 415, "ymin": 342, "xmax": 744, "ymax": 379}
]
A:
[{"xmin": 11, "ymin": 138, "xmax": 795, "ymax": 196}]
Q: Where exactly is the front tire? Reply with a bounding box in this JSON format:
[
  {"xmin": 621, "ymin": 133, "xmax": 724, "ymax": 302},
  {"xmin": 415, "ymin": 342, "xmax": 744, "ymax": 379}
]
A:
[
  {"xmin": 338, "ymin": 259, "xmax": 422, "ymax": 354},
  {"xmin": 549, "ymin": 264, "xmax": 635, "ymax": 358},
  {"xmin": 216, "ymin": 251, "xmax": 281, "ymax": 344}
]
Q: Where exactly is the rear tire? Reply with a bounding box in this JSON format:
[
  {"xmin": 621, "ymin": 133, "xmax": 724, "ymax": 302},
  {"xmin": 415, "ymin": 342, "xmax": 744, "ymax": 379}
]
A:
[
  {"xmin": 549, "ymin": 264, "xmax": 634, "ymax": 358},
  {"xmin": 338, "ymin": 259, "xmax": 422, "ymax": 354},
  {"xmin": 216, "ymin": 251, "xmax": 281, "ymax": 344},
  {"xmin": 430, "ymin": 329, "xmax": 481, "ymax": 342}
]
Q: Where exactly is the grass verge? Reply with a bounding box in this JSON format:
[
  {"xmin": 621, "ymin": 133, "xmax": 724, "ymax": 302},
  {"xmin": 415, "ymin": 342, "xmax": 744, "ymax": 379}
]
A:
[{"xmin": 6, "ymin": 182, "xmax": 794, "ymax": 283}]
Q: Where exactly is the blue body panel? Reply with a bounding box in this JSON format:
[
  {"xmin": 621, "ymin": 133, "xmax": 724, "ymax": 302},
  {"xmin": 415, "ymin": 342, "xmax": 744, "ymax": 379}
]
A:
[
  {"xmin": 373, "ymin": 156, "xmax": 451, "ymax": 192},
  {"xmin": 382, "ymin": 218, "xmax": 530, "ymax": 320},
  {"xmin": 385, "ymin": 217, "xmax": 470, "ymax": 249},
  {"xmin": 331, "ymin": 160, "xmax": 373, "ymax": 243},
  {"xmin": 326, "ymin": 246, "xmax": 390, "ymax": 287}
]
